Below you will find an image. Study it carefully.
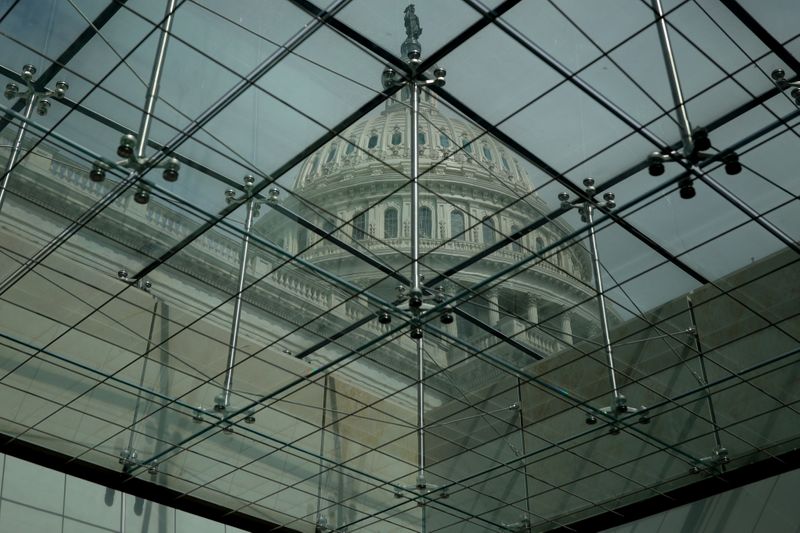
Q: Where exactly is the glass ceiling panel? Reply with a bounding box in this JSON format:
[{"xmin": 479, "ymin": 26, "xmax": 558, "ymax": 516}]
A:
[{"xmin": 1, "ymin": 1, "xmax": 799, "ymax": 531}]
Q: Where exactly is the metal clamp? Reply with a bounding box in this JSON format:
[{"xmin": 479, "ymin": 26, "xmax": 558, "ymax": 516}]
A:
[
  {"xmin": 502, "ymin": 516, "xmax": 531, "ymax": 532},
  {"xmin": 118, "ymin": 448, "xmax": 158, "ymax": 475},
  {"xmin": 393, "ymin": 478, "xmax": 449, "ymax": 507},
  {"xmin": 771, "ymin": 68, "xmax": 800, "ymax": 105},
  {"xmin": 117, "ymin": 269, "xmax": 152, "ymax": 292},
  {"xmin": 690, "ymin": 445, "xmax": 729, "ymax": 474}
]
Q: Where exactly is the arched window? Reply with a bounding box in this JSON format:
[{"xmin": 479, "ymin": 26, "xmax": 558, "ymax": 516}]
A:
[
  {"xmin": 391, "ymin": 131, "xmax": 402, "ymax": 145},
  {"xmin": 535, "ymin": 236, "xmax": 545, "ymax": 252},
  {"xmin": 450, "ymin": 210, "xmax": 465, "ymax": 241},
  {"xmin": 419, "ymin": 206, "xmax": 432, "ymax": 238},
  {"xmin": 384, "ymin": 207, "xmax": 398, "ymax": 238},
  {"xmin": 483, "ymin": 146, "xmax": 493, "ymax": 161},
  {"xmin": 367, "ymin": 134, "xmax": 379, "ymax": 149},
  {"xmin": 462, "ymin": 139, "xmax": 472, "ymax": 154},
  {"xmin": 418, "ymin": 132, "xmax": 427, "ymax": 145},
  {"xmin": 297, "ymin": 229, "xmax": 307, "ymax": 251},
  {"xmin": 345, "ymin": 141, "xmax": 356, "ymax": 155},
  {"xmin": 326, "ymin": 146, "xmax": 337, "ymax": 163},
  {"xmin": 482, "ymin": 217, "xmax": 496, "ymax": 245},
  {"xmin": 439, "ymin": 134, "xmax": 450, "ymax": 148},
  {"xmin": 309, "ymin": 156, "xmax": 320, "ymax": 174},
  {"xmin": 323, "ymin": 220, "xmax": 335, "ymax": 235},
  {"xmin": 501, "ymin": 156, "xmax": 511, "ymax": 172},
  {"xmin": 353, "ymin": 211, "xmax": 368, "ymax": 241},
  {"xmin": 510, "ymin": 224, "xmax": 521, "ymax": 252}
]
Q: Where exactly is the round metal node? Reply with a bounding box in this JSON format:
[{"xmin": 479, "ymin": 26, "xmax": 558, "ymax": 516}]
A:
[
  {"xmin": 222, "ymin": 425, "xmax": 234, "ymax": 434},
  {"xmin": 693, "ymin": 127, "xmax": 711, "ymax": 151},
  {"xmin": 243, "ymin": 174, "xmax": 255, "ymax": 186},
  {"xmin": 4, "ymin": 83, "xmax": 19, "ymax": 100},
  {"xmin": 162, "ymin": 158, "xmax": 180, "ymax": 182},
  {"xmin": 792, "ymin": 88, "xmax": 800, "ymax": 101},
  {"xmin": 724, "ymin": 159, "xmax": 742, "ymax": 176},
  {"xmin": 608, "ymin": 425, "xmax": 621, "ymax": 435},
  {"xmin": 36, "ymin": 98, "xmax": 50, "ymax": 116},
  {"xmin": 117, "ymin": 134, "xmax": 137, "ymax": 158},
  {"xmin": 557, "ymin": 192, "xmax": 570, "ymax": 202},
  {"xmin": 585, "ymin": 413, "xmax": 597, "ymax": 425},
  {"xmin": 147, "ymin": 463, "xmax": 158, "ymax": 475},
  {"xmin": 408, "ymin": 289, "xmax": 423, "ymax": 309},
  {"xmin": 771, "ymin": 68, "xmax": 786, "ymax": 81},
  {"xmin": 649, "ymin": 161, "xmax": 665, "ymax": 176},
  {"xmin": 689, "ymin": 465, "xmax": 700, "ymax": 474},
  {"xmin": 54, "ymin": 80, "xmax": 69, "ymax": 98},
  {"xmin": 678, "ymin": 178, "xmax": 696, "ymax": 199},
  {"xmin": 117, "ymin": 270, "xmax": 128, "ymax": 279},
  {"xmin": 213, "ymin": 402, "xmax": 226, "ymax": 412},
  {"xmin": 89, "ymin": 164, "xmax": 106, "ymax": 183},
  {"xmin": 133, "ymin": 188, "xmax": 150, "ymax": 205},
  {"xmin": 268, "ymin": 187, "xmax": 280, "ymax": 202},
  {"xmin": 21, "ymin": 64, "xmax": 36, "ymax": 81},
  {"xmin": 639, "ymin": 413, "xmax": 651, "ymax": 425},
  {"xmin": 434, "ymin": 67, "xmax": 446, "ymax": 78},
  {"xmin": 410, "ymin": 326, "xmax": 423, "ymax": 339},
  {"xmin": 244, "ymin": 414, "xmax": 256, "ymax": 424},
  {"xmin": 582, "ymin": 177, "xmax": 595, "ymax": 187},
  {"xmin": 603, "ymin": 192, "xmax": 615, "ymax": 201},
  {"xmin": 440, "ymin": 309, "xmax": 454, "ymax": 324},
  {"xmin": 142, "ymin": 280, "xmax": 152, "ymax": 290},
  {"xmin": 378, "ymin": 311, "xmax": 391, "ymax": 325}
]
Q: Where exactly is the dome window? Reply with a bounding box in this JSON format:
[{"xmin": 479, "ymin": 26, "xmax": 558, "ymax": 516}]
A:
[
  {"xmin": 419, "ymin": 206, "xmax": 433, "ymax": 238},
  {"xmin": 439, "ymin": 134, "xmax": 450, "ymax": 148},
  {"xmin": 451, "ymin": 210, "xmax": 465, "ymax": 241},
  {"xmin": 502, "ymin": 156, "xmax": 511, "ymax": 172},
  {"xmin": 326, "ymin": 146, "xmax": 337, "ymax": 163},
  {"xmin": 368, "ymin": 134, "xmax": 380, "ymax": 149},
  {"xmin": 353, "ymin": 211, "xmax": 368, "ymax": 241},
  {"xmin": 309, "ymin": 156, "xmax": 320, "ymax": 174},
  {"xmin": 483, "ymin": 146, "xmax": 493, "ymax": 161},
  {"xmin": 384, "ymin": 207, "xmax": 398, "ymax": 238},
  {"xmin": 418, "ymin": 132, "xmax": 427, "ymax": 145},
  {"xmin": 297, "ymin": 229, "xmax": 308, "ymax": 251},
  {"xmin": 535, "ymin": 236, "xmax": 545, "ymax": 252},
  {"xmin": 345, "ymin": 141, "xmax": 356, "ymax": 155},
  {"xmin": 461, "ymin": 139, "xmax": 472, "ymax": 154},
  {"xmin": 391, "ymin": 132, "xmax": 402, "ymax": 145},
  {"xmin": 482, "ymin": 217, "xmax": 496, "ymax": 245}
]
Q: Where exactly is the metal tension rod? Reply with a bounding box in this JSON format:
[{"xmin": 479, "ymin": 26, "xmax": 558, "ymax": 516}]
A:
[
  {"xmin": 0, "ymin": 65, "xmax": 68, "ymax": 213},
  {"xmin": 213, "ymin": 176, "xmax": 268, "ymax": 412},
  {"xmin": 381, "ymin": 5, "xmax": 447, "ymax": 512},
  {"xmin": 649, "ymin": 0, "xmax": 799, "ymax": 257},
  {"xmin": 559, "ymin": 180, "xmax": 650, "ymax": 434},
  {"xmin": 88, "ymin": 0, "xmax": 181, "ymax": 201}
]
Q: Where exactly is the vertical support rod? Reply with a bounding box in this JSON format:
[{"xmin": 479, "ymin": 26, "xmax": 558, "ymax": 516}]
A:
[
  {"xmin": 516, "ymin": 378, "xmax": 532, "ymax": 521},
  {"xmin": 652, "ymin": 0, "xmax": 694, "ymax": 155},
  {"xmin": 219, "ymin": 197, "xmax": 256, "ymax": 409},
  {"xmin": 410, "ymin": 84, "xmax": 420, "ymax": 292},
  {"xmin": 687, "ymin": 295, "xmax": 725, "ymax": 468},
  {"xmin": 586, "ymin": 204, "xmax": 619, "ymax": 399},
  {"xmin": 0, "ymin": 94, "xmax": 36, "ymax": 214},
  {"xmin": 124, "ymin": 298, "xmax": 159, "ymax": 471},
  {"xmin": 315, "ymin": 374, "xmax": 329, "ymax": 528},
  {"xmin": 410, "ymin": 82, "xmax": 426, "ymax": 488},
  {"xmin": 135, "ymin": 0, "xmax": 177, "ymax": 159}
]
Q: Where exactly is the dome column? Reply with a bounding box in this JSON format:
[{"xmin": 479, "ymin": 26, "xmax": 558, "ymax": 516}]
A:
[
  {"xmin": 486, "ymin": 288, "xmax": 500, "ymax": 327},
  {"xmin": 561, "ymin": 310, "xmax": 573, "ymax": 345},
  {"xmin": 526, "ymin": 293, "xmax": 539, "ymax": 324}
]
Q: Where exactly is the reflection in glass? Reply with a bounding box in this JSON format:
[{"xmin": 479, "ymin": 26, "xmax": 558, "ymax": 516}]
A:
[
  {"xmin": 353, "ymin": 211, "xmax": 368, "ymax": 240},
  {"xmin": 482, "ymin": 217, "xmax": 496, "ymax": 245}
]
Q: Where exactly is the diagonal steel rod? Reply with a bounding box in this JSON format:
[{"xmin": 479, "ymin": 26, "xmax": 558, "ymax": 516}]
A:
[{"xmin": 0, "ymin": 92, "xmax": 35, "ymax": 214}]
